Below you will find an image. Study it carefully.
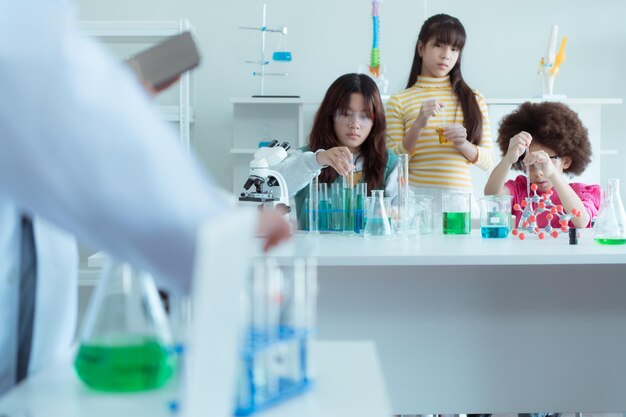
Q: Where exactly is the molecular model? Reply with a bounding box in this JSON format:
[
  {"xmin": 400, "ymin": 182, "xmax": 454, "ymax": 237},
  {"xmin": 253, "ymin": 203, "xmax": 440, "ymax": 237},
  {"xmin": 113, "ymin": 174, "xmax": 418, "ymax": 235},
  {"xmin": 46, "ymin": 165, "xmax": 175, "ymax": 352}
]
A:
[{"xmin": 511, "ymin": 184, "xmax": 582, "ymax": 240}]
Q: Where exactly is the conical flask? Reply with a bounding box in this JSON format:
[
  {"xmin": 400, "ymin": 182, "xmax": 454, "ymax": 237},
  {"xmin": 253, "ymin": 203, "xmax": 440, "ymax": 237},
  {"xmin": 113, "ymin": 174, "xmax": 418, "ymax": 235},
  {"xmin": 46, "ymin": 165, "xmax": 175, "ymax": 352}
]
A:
[
  {"xmin": 363, "ymin": 189, "xmax": 392, "ymax": 238},
  {"xmin": 593, "ymin": 178, "xmax": 626, "ymax": 245},
  {"xmin": 74, "ymin": 260, "xmax": 175, "ymax": 392}
]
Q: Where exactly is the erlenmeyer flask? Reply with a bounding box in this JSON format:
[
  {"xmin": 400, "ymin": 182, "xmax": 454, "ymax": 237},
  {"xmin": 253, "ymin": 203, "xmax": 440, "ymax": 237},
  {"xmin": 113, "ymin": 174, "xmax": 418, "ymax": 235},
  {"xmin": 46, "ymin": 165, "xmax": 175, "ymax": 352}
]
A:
[
  {"xmin": 74, "ymin": 260, "xmax": 175, "ymax": 392},
  {"xmin": 363, "ymin": 190, "xmax": 392, "ymax": 238},
  {"xmin": 593, "ymin": 178, "xmax": 626, "ymax": 245}
]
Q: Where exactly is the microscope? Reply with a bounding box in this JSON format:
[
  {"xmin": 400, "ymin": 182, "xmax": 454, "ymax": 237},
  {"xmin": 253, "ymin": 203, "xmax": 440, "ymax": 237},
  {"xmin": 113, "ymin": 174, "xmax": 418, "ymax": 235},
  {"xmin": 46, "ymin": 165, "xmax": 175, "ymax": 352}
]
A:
[{"xmin": 239, "ymin": 140, "xmax": 291, "ymax": 214}]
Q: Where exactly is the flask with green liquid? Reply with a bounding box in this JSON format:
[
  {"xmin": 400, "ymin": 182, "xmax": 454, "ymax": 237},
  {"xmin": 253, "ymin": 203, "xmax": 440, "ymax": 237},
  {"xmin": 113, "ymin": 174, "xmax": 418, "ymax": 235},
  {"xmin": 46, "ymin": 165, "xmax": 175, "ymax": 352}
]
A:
[
  {"xmin": 594, "ymin": 178, "xmax": 626, "ymax": 245},
  {"xmin": 74, "ymin": 260, "xmax": 174, "ymax": 392}
]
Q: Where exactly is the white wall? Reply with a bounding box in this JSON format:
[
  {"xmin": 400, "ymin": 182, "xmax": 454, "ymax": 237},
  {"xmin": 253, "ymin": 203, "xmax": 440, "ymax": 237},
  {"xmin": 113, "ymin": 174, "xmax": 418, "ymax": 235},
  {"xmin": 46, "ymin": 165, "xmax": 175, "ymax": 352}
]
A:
[{"xmin": 77, "ymin": 0, "xmax": 626, "ymax": 191}]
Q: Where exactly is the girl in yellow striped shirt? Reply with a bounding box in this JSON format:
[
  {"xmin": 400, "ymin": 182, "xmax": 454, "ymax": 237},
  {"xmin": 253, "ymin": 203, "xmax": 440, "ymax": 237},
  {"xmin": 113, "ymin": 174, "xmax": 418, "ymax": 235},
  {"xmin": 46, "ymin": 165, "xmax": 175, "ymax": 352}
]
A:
[{"xmin": 385, "ymin": 14, "xmax": 494, "ymax": 227}]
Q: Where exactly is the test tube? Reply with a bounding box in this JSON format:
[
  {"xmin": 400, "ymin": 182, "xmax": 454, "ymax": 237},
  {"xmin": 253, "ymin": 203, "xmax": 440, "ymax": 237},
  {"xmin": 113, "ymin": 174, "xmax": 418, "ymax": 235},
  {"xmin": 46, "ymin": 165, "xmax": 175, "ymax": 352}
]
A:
[
  {"xmin": 304, "ymin": 257, "xmax": 318, "ymax": 380},
  {"xmin": 438, "ymin": 105, "xmax": 447, "ymax": 144},
  {"xmin": 397, "ymin": 154, "xmax": 410, "ymax": 235},
  {"xmin": 342, "ymin": 170, "xmax": 355, "ymax": 235},
  {"xmin": 308, "ymin": 174, "xmax": 319, "ymax": 235},
  {"xmin": 330, "ymin": 183, "xmax": 343, "ymax": 232},
  {"xmin": 354, "ymin": 182, "xmax": 367, "ymax": 233},
  {"xmin": 265, "ymin": 258, "xmax": 282, "ymax": 397},
  {"xmin": 318, "ymin": 183, "xmax": 329, "ymax": 232},
  {"xmin": 286, "ymin": 258, "xmax": 307, "ymax": 382}
]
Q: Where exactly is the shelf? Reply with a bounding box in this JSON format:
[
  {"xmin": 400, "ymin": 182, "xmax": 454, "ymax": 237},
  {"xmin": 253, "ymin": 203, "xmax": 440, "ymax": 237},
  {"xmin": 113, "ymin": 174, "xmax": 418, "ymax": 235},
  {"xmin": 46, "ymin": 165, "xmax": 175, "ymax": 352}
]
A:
[
  {"xmin": 486, "ymin": 98, "xmax": 623, "ymax": 105},
  {"xmin": 230, "ymin": 97, "xmax": 304, "ymax": 104},
  {"xmin": 230, "ymin": 148, "xmax": 258, "ymax": 154},
  {"xmin": 79, "ymin": 21, "xmax": 188, "ymax": 42},
  {"xmin": 80, "ymin": 20, "xmax": 194, "ymax": 149},
  {"xmin": 158, "ymin": 105, "xmax": 195, "ymax": 123}
]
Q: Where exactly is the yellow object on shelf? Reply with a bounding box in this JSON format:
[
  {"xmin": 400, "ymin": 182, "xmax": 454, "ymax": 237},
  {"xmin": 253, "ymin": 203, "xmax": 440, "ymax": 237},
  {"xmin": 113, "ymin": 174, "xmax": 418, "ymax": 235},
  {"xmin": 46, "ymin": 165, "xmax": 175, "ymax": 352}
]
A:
[{"xmin": 550, "ymin": 36, "xmax": 567, "ymax": 75}]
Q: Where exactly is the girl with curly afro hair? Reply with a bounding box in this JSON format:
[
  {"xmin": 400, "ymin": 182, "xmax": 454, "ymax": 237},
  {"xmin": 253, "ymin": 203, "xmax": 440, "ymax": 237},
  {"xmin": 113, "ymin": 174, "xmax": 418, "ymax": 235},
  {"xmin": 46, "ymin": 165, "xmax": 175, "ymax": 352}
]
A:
[{"xmin": 484, "ymin": 101, "xmax": 601, "ymax": 229}]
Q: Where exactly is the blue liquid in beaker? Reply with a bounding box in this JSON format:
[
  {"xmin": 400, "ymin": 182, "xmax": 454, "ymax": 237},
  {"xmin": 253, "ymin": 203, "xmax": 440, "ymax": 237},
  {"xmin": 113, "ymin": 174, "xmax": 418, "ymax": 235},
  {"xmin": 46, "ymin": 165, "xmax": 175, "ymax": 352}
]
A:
[
  {"xmin": 272, "ymin": 51, "xmax": 292, "ymax": 62},
  {"xmin": 480, "ymin": 226, "xmax": 509, "ymax": 239}
]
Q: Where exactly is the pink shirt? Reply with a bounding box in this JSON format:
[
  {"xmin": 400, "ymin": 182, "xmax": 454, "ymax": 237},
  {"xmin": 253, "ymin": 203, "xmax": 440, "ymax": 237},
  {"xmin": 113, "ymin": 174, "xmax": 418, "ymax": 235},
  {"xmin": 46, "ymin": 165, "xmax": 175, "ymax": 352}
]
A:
[{"xmin": 505, "ymin": 175, "xmax": 601, "ymax": 228}]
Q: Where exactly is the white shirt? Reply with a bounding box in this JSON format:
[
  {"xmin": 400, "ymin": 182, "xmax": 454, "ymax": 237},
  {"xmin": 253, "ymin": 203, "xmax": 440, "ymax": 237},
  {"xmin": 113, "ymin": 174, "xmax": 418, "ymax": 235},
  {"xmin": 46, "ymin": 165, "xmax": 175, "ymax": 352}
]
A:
[{"xmin": 0, "ymin": 1, "xmax": 229, "ymax": 393}]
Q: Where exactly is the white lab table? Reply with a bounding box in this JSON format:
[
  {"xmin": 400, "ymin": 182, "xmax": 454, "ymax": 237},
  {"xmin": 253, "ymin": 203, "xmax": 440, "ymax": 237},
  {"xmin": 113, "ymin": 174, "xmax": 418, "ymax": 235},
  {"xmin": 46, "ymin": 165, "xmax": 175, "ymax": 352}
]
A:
[
  {"xmin": 0, "ymin": 341, "xmax": 391, "ymax": 417},
  {"xmin": 267, "ymin": 230, "xmax": 626, "ymax": 415}
]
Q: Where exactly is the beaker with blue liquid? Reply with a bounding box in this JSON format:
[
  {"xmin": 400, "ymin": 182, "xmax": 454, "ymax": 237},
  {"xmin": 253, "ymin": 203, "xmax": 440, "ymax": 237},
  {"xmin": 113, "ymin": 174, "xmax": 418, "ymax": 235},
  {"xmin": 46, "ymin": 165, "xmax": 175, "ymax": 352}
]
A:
[{"xmin": 479, "ymin": 196, "xmax": 512, "ymax": 238}]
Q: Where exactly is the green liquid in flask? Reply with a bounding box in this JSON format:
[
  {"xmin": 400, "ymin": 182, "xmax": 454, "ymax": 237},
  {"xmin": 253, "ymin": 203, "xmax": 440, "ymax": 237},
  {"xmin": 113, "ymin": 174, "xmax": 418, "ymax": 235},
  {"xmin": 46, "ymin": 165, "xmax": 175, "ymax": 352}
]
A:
[
  {"xmin": 594, "ymin": 238, "xmax": 626, "ymax": 245},
  {"xmin": 74, "ymin": 336, "xmax": 173, "ymax": 392}
]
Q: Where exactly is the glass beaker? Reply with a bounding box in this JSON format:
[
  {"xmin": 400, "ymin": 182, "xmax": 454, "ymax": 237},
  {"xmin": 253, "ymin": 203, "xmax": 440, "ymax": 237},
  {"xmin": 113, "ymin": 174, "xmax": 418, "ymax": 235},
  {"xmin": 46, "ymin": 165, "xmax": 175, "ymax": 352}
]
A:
[
  {"xmin": 75, "ymin": 260, "xmax": 174, "ymax": 392},
  {"xmin": 414, "ymin": 195, "xmax": 433, "ymax": 235},
  {"xmin": 363, "ymin": 190, "xmax": 392, "ymax": 238},
  {"xmin": 479, "ymin": 196, "xmax": 511, "ymax": 238},
  {"xmin": 442, "ymin": 192, "xmax": 471, "ymax": 235},
  {"xmin": 593, "ymin": 178, "xmax": 626, "ymax": 245}
]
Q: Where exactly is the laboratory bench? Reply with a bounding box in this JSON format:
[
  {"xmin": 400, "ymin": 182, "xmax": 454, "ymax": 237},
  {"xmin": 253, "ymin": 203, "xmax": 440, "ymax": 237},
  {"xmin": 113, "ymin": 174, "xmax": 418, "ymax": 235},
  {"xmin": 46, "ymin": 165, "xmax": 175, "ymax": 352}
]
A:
[
  {"xmin": 0, "ymin": 341, "xmax": 391, "ymax": 417},
  {"xmin": 266, "ymin": 230, "xmax": 626, "ymax": 415}
]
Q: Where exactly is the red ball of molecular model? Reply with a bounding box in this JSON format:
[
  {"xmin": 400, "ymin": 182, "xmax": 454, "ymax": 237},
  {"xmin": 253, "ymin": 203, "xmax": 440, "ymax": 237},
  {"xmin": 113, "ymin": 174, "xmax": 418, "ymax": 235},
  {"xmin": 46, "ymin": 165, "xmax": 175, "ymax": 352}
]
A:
[{"xmin": 510, "ymin": 184, "xmax": 582, "ymax": 240}]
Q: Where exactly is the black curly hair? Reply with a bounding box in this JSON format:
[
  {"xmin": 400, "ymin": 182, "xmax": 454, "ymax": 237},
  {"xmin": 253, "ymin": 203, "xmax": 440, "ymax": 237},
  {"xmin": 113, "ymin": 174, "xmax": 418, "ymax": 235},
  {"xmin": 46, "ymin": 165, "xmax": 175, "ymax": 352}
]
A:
[{"xmin": 497, "ymin": 101, "xmax": 591, "ymax": 175}]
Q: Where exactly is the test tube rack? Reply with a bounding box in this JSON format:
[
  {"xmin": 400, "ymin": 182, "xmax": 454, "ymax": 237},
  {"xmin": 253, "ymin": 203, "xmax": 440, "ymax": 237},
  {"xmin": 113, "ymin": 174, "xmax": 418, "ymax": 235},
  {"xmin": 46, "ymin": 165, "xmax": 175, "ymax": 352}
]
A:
[{"xmin": 234, "ymin": 258, "xmax": 317, "ymax": 416}]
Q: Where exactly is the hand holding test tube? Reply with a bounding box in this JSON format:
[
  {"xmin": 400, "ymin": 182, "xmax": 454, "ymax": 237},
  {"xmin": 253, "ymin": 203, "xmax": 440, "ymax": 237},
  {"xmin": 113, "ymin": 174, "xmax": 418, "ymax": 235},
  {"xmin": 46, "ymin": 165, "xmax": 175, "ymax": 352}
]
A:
[{"xmin": 437, "ymin": 105, "xmax": 447, "ymax": 144}]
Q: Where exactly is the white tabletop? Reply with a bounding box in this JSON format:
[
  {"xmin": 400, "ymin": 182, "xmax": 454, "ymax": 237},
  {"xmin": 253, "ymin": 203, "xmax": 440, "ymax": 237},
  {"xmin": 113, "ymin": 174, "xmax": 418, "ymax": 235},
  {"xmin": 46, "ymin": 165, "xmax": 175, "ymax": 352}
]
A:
[
  {"xmin": 263, "ymin": 229, "xmax": 626, "ymax": 266},
  {"xmin": 88, "ymin": 230, "xmax": 626, "ymax": 270},
  {"xmin": 0, "ymin": 341, "xmax": 391, "ymax": 417}
]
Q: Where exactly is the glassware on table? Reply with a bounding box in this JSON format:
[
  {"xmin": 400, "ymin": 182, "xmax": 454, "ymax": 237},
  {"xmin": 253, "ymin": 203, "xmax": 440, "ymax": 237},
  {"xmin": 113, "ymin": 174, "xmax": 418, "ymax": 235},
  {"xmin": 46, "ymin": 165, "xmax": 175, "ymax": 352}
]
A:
[
  {"xmin": 414, "ymin": 195, "xmax": 433, "ymax": 235},
  {"xmin": 593, "ymin": 178, "xmax": 626, "ymax": 245},
  {"xmin": 353, "ymin": 183, "xmax": 367, "ymax": 234},
  {"xmin": 74, "ymin": 260, "xmax": 174, "ymax": 392},
  {"xmin": 317, "ymin": 183, "xmax": 330, "ymax": 231},
  {"xmin": 329, "ymin": 183, "xmax": 343, "ymax": 232},
  {"xmin": 342, "ymin": 172, "xmax": 355, "ymax": 235},
  {"xmin": 396, "ymin": 154, "xmax": 410, "ymax": 235},
  {"xmin": 442, "ymin": 192, "xmax": 471, "ymax": 235},
  {"xmin": 479, "ymin": 196, "xmax": 512, "ymax": 238},
  {"xmin": 363, "ymin": 190, "xmax": 392, "ymax": 238},
  {"xmin": 308, "ymin": 174, "xmax": 319, "ymax": 235}
]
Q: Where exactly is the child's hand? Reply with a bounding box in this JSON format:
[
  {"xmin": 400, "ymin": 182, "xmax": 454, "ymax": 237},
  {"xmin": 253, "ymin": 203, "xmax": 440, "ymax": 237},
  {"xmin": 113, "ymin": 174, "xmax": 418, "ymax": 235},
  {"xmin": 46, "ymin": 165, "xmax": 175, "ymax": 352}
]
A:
[
  {"xmin": 413, "ymin": 99, "xmax": 444, "ymax": 129},
  {"xmin": 443, "ymin": 123, "xmax": 467, "ymax": 146},
  {"xmin": 316, "ymin": 146, "xmax": 354, "ymax": 176},
  {"xmin": 505, "ymin": 131, "xmax": 532, "ymax": 164},
  {"xmin": 523, "ymin": 150, "xmax": 557, "ymax": 178}
]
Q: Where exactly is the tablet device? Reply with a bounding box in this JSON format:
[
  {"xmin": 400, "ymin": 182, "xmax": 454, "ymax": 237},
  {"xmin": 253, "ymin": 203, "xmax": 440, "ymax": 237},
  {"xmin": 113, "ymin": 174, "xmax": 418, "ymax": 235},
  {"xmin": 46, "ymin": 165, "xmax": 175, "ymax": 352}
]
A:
[{"xmin": 126, "ymin": 31, "xmax": 201, "ymax": 90}]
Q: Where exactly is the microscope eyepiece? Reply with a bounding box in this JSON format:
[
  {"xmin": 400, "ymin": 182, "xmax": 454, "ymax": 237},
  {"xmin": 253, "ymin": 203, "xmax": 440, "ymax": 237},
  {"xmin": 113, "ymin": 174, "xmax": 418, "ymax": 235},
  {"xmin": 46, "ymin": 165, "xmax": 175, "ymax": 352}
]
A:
[
  {"xmin": 243, "ymin": 177, "xmax": 255, "ymax": 190},
  {"xmin": 268, "ymin": 139, "xmax": 279, "ymax": 148},
  {"xmin": 280, "ymin": 141, "xmax": 291, "ymax": 151}
]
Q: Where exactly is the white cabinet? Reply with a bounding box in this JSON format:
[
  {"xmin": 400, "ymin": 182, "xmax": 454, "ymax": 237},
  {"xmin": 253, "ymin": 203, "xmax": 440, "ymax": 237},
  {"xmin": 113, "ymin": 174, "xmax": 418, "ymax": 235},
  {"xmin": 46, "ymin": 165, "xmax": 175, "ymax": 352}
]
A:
[
  {"xmin": 79, "ymin": 20, "xmax": 195, "ymax": 149},
  {"xmin": 230, "ymin": 97, "xmax": 304, "ymax": 193}
]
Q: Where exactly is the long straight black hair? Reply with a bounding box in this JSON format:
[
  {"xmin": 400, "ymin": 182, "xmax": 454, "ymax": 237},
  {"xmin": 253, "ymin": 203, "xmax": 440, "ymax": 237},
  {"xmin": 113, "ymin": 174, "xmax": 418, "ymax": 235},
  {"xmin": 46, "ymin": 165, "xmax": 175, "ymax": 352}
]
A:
[
  {"xmin": 309, "ymin": 73, "xmax": 388, "ymax": 192},
  {"xmin": 406, "ymin": 14, "xmax": 482, "ymax": 145}
]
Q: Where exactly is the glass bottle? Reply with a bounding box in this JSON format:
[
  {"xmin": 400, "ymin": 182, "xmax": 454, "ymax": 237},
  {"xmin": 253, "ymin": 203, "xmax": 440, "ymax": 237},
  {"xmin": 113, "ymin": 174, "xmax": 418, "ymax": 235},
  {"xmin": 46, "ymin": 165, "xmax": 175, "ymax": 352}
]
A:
[
  {"xmin": 74, "ymin": 260, "xmax": 174, "ymax": 392},
  {"xmin": 363, "ymin": 190, "xmax": 392, "ymax": 238},
  {"xmin": 593, "ymin": 178, "xmax": 626, "ymax": 245}
]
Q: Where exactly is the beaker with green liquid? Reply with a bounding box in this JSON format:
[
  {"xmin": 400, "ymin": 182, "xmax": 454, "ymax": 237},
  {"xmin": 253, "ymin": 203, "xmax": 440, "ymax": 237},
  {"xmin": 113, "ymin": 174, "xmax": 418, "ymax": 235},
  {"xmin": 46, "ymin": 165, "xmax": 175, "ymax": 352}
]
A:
[
  {"xmin": 75, "ymin": 260, "xmax": 174, "ymax": 392},
  {"xmin": 594, "ymin": 178, "xmax": 626, "ymax": 245},
  {"xmin": 442, "ymin": 192, "xmax": 471, "ymax": 235}
]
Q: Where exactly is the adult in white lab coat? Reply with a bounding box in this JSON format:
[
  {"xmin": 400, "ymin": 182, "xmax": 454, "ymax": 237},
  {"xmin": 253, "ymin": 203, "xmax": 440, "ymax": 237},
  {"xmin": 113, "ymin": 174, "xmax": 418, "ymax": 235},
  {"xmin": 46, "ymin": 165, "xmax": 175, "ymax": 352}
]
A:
[{"xmin": 0, "ymin": 1, "xmax": 290, "ymax": 395}]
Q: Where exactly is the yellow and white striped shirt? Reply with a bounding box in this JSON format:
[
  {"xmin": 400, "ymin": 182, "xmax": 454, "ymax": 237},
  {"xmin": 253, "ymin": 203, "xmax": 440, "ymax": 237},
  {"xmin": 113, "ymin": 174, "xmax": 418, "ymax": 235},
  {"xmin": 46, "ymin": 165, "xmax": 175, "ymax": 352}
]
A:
[{"xmin": 385, "ymin": 75, "xmax": 494, "ymax": 190}]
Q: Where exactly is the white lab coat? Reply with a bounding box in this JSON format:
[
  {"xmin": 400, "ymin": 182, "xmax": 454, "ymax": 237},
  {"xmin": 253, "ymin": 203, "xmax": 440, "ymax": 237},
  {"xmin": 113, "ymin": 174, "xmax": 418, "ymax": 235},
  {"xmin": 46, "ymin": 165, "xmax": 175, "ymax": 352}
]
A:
[{"xmin": 0, "ymin": 1, "xmax": 229, "ymax": 393}]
